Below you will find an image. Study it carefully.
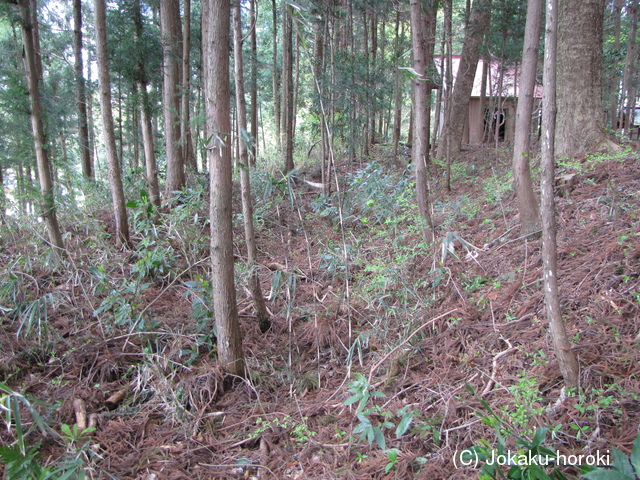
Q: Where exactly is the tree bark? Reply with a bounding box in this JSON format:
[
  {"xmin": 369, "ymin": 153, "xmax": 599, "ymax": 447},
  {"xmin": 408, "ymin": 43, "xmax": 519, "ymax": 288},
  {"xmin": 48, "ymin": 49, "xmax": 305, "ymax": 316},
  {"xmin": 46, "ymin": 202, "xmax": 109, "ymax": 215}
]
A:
[
  {"xmin": 621, "ymin": 0, "xmax": 638, "ymax": 136},
  {"xmin": 363, "ymin": 7, "xmax": 370, "ymax": 157},
  {"xmin": 250, "ymin": 0, "xmax": 258, "ymax": 163},
  {"xmin": 392, "ymin": 9, "xmax": 403, "ymax": 156},
  {"xmin": 512, "ymin": 0, "xmax": 542, "ymax": 237},
  {"xmin": 73, "ymin": 0, "xmax": 93, "ymax": 181},
  {"xmin": 0, "ymin": 167, "xmax": 5, "ymax": 225},
  {"xmin": 410, "ymin": 0, "xmax": 436, "ymax": 242},
  {"xmin": 18, "ymin": 0, "xmax": 65, "ymax": 253},
  {"xmin": 443, "ymin": 0, "xmax": 453, "ymax": 190},
  {"xmin": 607, "ymin": 0, "xmax": 624, "ymax": 127},
  {"xmin": 181, "ymin": 0, "xmax": 197, "ymax": 171},
  {"xmin": 370, "ymin": 9, "xmax": 378, "ymax": 146},
  {"xmin": 281, "ymin": 3, "xmax": 294, "ymax": 173},
  {"xmin": 131, "ymin": 96, "xmax": 140, "ymax": 170},
  {"xmin": 161, "ymin": 0, "xmax": 185, "ymax": 196},
  {"xmin": 203, "ymin": 0, "xmax": 245, "ymax": 377},
  {"xmin": 133, "ymin": 0, "xmax": 161, "ymax": 208},
  {"xmin": 86, "ymin": 47, "xmax": 99, "ymax": 174},
  {"xmin": 233, "ymin": 5, "xmax": 271, "ymax": 333},
  {"xmin": 556, "ymin": 0, "xmax": 614, "ymax": 157},
  {"xmin": 95, "ymin": 0, "xmax": 131, "ymax": 248},
  {"xmin": 437, "ymin": 0, "xmax": 492, "ymax": 158},
  {"xmin": 541, "ymin": 0, "xmax": 580, "ymax": 389},
  {"xmin": 138, "ymin": 83, "xmax": 161, "ymax": 208},
  {"xmin": 272, "ymin": 0, "xmax": 281, "ymax": 151}
]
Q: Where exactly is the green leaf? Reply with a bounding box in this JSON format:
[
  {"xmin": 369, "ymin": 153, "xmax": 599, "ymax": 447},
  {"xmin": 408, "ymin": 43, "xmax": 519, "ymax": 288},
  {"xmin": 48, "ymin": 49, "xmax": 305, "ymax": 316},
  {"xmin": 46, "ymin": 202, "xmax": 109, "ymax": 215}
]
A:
[
  {"xmin": 613, "ymin": 448, "xmax": 635, "ymax": 479},
  {"xmin": 631, "ymin": 431, "xmax": 640, "ymax": 477},
  {"xmin": 60, "ymin": 424, "xmax": 72, "ymax": 437},
  {"xmin": 343, "ymin": 394, "xmax": 362, "ymax": 406},
  {"xmin": 373, "ymin": 427, "xmax": 386, "ymax": 450},
  {"xmin": 399, "ymin": 67, "xmax": 424, "ymax": 79},
  {"xmin": 395, "ymin": 411, "xmax": 414, "ymax": 437},
  {"xmin": 527, "ymin": 464, "xmax": 552, "ymax": 480},
  {"xmin": 582, "ymin": 471, "xmax": 634, "ymax": 480},
  {"xmin": 532, "ymin": 427, "xmax": 548, "ymax": 448},
  {"xmin": 386, "ymin": 448, "xmax": 400, "ymax": 462}
]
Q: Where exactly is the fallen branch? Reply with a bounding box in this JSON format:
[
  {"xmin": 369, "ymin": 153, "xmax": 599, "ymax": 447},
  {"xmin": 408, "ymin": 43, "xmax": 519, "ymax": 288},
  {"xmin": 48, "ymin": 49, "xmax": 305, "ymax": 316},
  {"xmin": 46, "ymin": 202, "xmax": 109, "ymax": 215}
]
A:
[{"xmin": 481, "ymin": 338, "xmax": 515, "ymax": 396}]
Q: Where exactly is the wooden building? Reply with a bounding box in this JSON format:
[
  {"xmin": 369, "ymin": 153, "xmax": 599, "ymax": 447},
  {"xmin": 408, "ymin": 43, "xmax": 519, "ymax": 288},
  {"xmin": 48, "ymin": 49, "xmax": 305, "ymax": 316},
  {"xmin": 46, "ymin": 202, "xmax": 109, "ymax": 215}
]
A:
[{"xmin": 436, "ymin": 56, "xmax": 543, "ymax": 146}]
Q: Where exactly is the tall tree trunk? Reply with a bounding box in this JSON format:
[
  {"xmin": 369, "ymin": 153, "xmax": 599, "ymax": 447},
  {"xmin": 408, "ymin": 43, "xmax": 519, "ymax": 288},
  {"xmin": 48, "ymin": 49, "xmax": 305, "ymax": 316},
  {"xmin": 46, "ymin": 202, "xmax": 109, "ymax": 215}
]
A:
[
  {"xmin": 131, "ymin": 97, "xmax": 140, "ymax": 170},
  {"xmin": 250, "ymin": 0, "xmax": 258, "ymax": 163},
  {"xmin": 437, "ymin": 0, "xmax": 492, "ymax": 158},
  {"xmin": 556, "ymin": 0, "xmax": 616, "ymax": 157},
  {"xmin": 512, "ymin": 0, "xmax": 543, "ymax": 237},
  {"xmin": 622, "ymin": 0, "xmax": 638, "ymax": 136},
  {"xmin": 392, "ymin": 9, "xmax": 403, "ymax": 156},
  {"xmin": 181, "ymin": 0, "xmax": 197, "ymax": 171},
  {"xmin": 134, "ymin": 0, "xmax": 161, "ymax": 208},
  {"xmin": 292, "ymin": 27, "xmax": 301, "ymax": 139},
  {"xmin": 443, "ymin": 0, "xmax": 453, "ymax": 190},
  {"xmin": 18, "ymin": 0, "xmax": 65, "ymax": 253},
  {"xmin": 0, "ymin": 168, "xmax": 5, "ymax": 225},
  {"xmin": 95, "ymin": 0, "xmax": 131, "ymax": 248},
  {"xmin": 363, "ymin": 7, "xmax": 370, "ymax": 158},
  {"xmin": 138, "ymin": 84, "xmax": 161, "ymax": 208},
  {"xmin": 410, "ymin": 0, "xmax": 436, "ymax": 242},
  {"xmin": 86, "ymin": 48, "xmax": 99, "ymax": 175},
  {"xmin": 312, "ymin": 8, "xmax": 327, "ymax": 190},
  {"xmin": 282, "ymin": 3, "xmax": 294, "ymax": 173},
  {"xmin": 28, "ymin": 0, "xmax": 43, "ymax": 83},
  {"xmin": 161, "ymin": 0, "xmax": 185, "ymax": 196},
  {"xmin": 432, "ymin": 12, "xmax": 445, "ymax": 153},
  {"xmin": 370, "ymin": 9, "xmax": 377, "ymax": 146},
  {"xmin": 272, "ymin": 0, "xmax": 281, "ymax": 150},
  {"xmin": 608, "ymin": 0, "xmax": 624, "ymax": 127},
  {"xmin": 196, "ymin": 39, "xmax": 205, "ymax": 171},
  {"xmin": 541, "ymin": 0, "xmax": 580, "ymax": 389},
  {"xmin": 203, "ymin": 0, "xmax": 245, "ymax": 377},
  {"xmin": 117, "ymin": 81, "xmax": 124, "ymax": 165},
  {"xmin": 73, "ymin": 0, "xmax": 93, "ymax": 181},
  {"xmin": 233, "ymin": 5, "xmax": 271, "ymax": 333}
]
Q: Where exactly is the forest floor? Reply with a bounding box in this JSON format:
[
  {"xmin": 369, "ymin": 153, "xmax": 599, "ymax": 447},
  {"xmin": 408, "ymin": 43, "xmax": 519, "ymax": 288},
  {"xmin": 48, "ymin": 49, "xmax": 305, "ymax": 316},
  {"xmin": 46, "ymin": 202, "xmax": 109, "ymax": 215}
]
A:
[{"xmin": 1, "ymin": 142, "xmax": 640, "ymax": 480}]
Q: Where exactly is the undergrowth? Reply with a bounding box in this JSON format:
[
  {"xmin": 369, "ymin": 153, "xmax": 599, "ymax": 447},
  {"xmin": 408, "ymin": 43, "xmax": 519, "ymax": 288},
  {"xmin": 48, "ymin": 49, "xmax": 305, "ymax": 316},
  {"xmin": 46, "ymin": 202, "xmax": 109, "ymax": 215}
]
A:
[{"xmin": 1, "ymin": 145, "xmax": 639, "ymax": 478}]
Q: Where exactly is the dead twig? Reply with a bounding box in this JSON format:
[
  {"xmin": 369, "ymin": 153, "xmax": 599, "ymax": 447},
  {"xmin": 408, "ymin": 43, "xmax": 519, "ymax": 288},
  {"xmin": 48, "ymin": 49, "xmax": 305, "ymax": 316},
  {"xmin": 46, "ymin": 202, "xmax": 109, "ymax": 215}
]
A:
[{"xmin": 481, "ymin": 338, "xmax": 515, "ymax": 396}]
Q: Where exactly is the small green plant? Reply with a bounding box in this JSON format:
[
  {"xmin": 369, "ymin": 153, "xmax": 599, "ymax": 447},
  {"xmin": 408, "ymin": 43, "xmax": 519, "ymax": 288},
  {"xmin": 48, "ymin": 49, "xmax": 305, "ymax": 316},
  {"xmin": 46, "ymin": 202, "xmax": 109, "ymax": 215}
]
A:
[
  {"xmin": 249, "ymin": 415, "xmax": 316, "ymax": 444},
  {"xmin": 464, "ymin": 384, "xmax": 569, "ymax": 480},
  {"xmin": 385, "ymin": 448, "xmax": 401, "ymax": 473},
  {"xmin": 582, "ymin": 430, "xmax": 640, "ymax": 479},
  {"xmin": 343, "ymin": 374, "xmax": 415, "ymax": 452},
  {"xmin": 499, "ymin": 374, "xmax": 545, "ymax": 433},
  {"xmin": 60, "ymin": 424, "xmax": 96, "ymax": 450},
  {"xmin": 131, "ymin": 238, "xmax": 178, "ymax": 283},
  {"xmin": 182, "ymin": 276, "xmax": 216, "ymax": 346},
  {"xmin": 344, "ymin": 373, "xmax": 390, "ymax": 449},
  {"xmin": 355, "ymin": 452, "xmax": 369, "ymax": 463}
]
